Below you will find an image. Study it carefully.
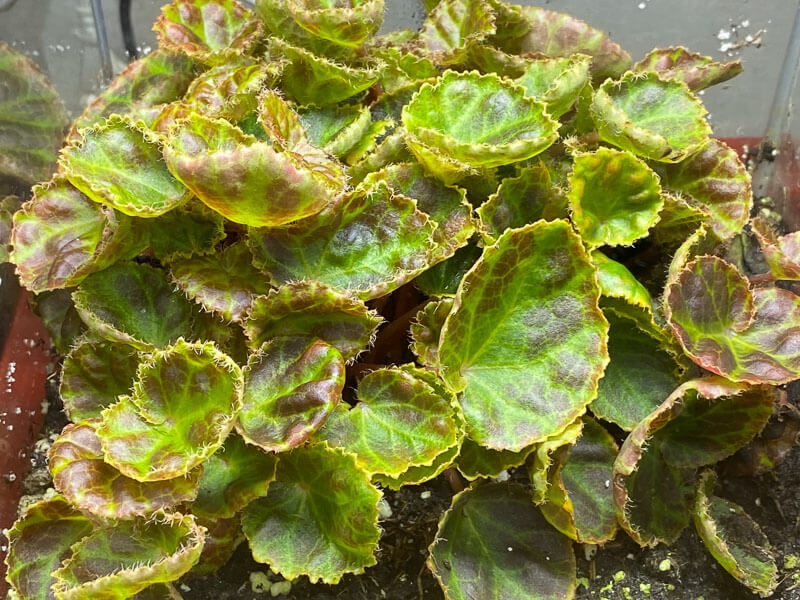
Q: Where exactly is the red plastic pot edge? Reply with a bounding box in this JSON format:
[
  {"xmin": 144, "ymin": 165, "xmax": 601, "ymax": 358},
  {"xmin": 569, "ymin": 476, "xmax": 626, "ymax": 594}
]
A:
[{"xmin": 0, "ymin": 291, "xmax": 51, "ymax": 595}]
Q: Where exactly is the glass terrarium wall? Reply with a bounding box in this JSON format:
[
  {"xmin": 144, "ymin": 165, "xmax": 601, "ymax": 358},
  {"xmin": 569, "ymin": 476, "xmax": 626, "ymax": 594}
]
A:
[{"xmin": 1, "ymin": 0, "xmax": 796, "ymax": 136}]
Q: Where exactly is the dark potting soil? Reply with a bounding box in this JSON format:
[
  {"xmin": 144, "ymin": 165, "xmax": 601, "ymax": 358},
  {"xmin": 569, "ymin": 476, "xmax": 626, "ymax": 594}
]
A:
[{"xmin": 13, "ymin": 365, "xmax": 800, "ymax": 600}]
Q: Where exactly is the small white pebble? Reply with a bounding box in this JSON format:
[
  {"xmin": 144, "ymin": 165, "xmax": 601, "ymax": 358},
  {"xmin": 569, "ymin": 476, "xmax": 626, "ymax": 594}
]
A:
[
  {"xmin": 179, "ymin": 584, "xmax": 191, "ymax": 592},
  {"xmin": 604, "ymin": 480, "xmax": 610, "ymax": 489},
  {"xmin": 250, "ymin": 571, "xmax": 271, "ymax": 593},
  {"xmin": 495, "ymin": 470, "xmax": 510, "ymax": 482},
  {"xmin": 270, "ymin": 580, "xmax": 292, "ymax": 596},
  {"xmin": 377, "ymin": 498, "xmax": 393, "ymax": 520},
  {"xmin": 755, "ymin": 497, "xmax": 761, "ymax": 507},
  {"xmin": 420, "ymin": 491, "xmax": 432, "ymax": 500},
  {"xmin": 508, "ymin": 547, "xmax": 513, "ymax": 552}
]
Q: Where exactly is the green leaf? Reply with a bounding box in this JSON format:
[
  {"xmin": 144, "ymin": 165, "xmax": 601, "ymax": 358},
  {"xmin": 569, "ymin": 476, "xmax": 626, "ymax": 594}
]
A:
[
  {"xmin": 191, "ymin": 432, "xmax": 278, "ymax": 519},
  {"xmin": 62, "ymin": 116, "xmax": 191, "ymax": 218},
  {"xmin": 60, "ymin": 338, "xmax": 139, "ymax": 421},
  {"xmin": 49, "ymin": 421, "xmax": 201, "ymax": 519},
  {"xmin": 658, "ymin": 138, "xmax": 752, "ymax": 240},
  {"xmin": 540, "ymin": 417, "xmax": 618, "ymax": 543},
  {"xmin": 247, "ymin": 182, "xmax": 440, "ymax": 300},
  {"xmin": 751, "ymin": 216, "xmax": 800, "ymax": 280},
  {"xmin": 632, "ymin": 47, "xmax": 742, "ymax": 91},
  {"xmin": 456, "ymin": 437, "xmax": 535, "ymax": 481},
  {"xmin": 368, "ymin": 47, "xmax": 438, "ymax": 95},
  {"xmin": 183, "ymin": 62, "xmax": 278, "ymax": 121},
  {"xmin": 651, "ymin": 191, "xmax": 711, "ymax": 245},
  {"xmin": 613, "ymin": 376, "xmax": 772, "ymax": 546},
  {"xmin": 238, "ymin": 336, "xmax": 344, "ymax": 452},
  {"xmin": 170, "ymin": 242, "xmax": 271, "ymax": 323},
  {"xmin": 528, "ymin": 419, "xmax": 584, "ymax": 504},
  {"xmin": 568, "ymin": 147, "xmax": 663, "ymax": 247},
  {"xmin": 244, "ymin": 281, "xmax": 381, "ymax": 362},
  {"xmin": 143, "ymin": 200, "xmax": 227, "ymax": 263},
  {"xmin": 410, "ymin": 298, "xmax": 454, "ymax": 368},
  {"xmin": 373, "ymin": 440, "xmax": 461, "ymax": 490},
  {"xmin": 282, "ymin": 0, "xmax": 384, "ymax": 48},
  {"xmin": 51, "ymin": 512, "xmax": 204, "ymax": 600},
  {"xmin": 402, "ymin": 71, "xmax": 560, "ymax": 172},
  {"xmin": 488, "ymin": 4, "xmax": 631, "ymax": 80},
  {"xmin": 477, "ymin": 163, "xmax": 565, "ymax": 243},
  {"xmin": 412, "ymin": 0, "xmax": 495, "ymax": 66},
  {"xmin": 591, "ymin": 312, "xmax": 680, "ymax": 431},
  {"xmin": 693, "ymin": 470, "xmax": 778, "ymax": 597},
  {"xmin": 154, "ymin": 0, "xmax": 264, "ymax": 64},
  {"xmin": 0, "ymin": 42, "xmax": 69, "ymax": 185},
  {"xmin": 514, "ymin": 54, "xmax": 591, "ymax": 118},
  {"xmin": 72, "ymin": 262, "xmax": 195, "ymax": 351},
  {"xmin": 241, "ymin": 443, "xmax": 381, "ymax": 584},
  {"xmin": 414, "ymin": 243, "xmax": 482, "ymax": 297},
  {"xmin": 590, "ymin": 71, "xmax": 711, "ymax": 163},
  {"xmin": 10, "ymin": 177, "xmax": 141, "ymax": 293},
  {"xmin": 319, "ymin": 366, "xmax": 460, "ymax": 476},
  {"xmin": 438, "ymin": 220, "xmax": 609, "ymax": 451},
  {"xmin": 429, "ymin": 482, "xmax": 576, "ymax": 600},
  {"xmin": 69, "ymin": 49, "xmax": 197, "ymax": 137},
  {"xmin": 665, "ymin": 256, "xmax": 800, "ymax": 384},
  {"xmin": 163, "ymin": 112, "xmax": 342, "ymax": 227},
  {"xmin": 298, "ymin": 103, "xmax": 371, "ymax": 157},
  {"xmin": 97, "ymin": 338, "xmax": 243, "ymax": 481},
  {"xmin": 362, "ymin": 162, "xmax": 475, "ymax": 259},
  {"xmin": 4, "ymin": 496, "xmax": 93, "ymax": 600},
  {"xmin": 269, "ymin": 37, "xmax": 378, "ymax": 105},
  {"xmin": 348, "ymin": 130, "xmax": 413, "ymax": 184}
]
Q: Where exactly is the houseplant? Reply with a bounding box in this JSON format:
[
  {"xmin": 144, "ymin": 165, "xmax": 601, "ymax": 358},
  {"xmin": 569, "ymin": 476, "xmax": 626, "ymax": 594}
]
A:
[{"xmin": 3, "ymin": 0, "xmax": 799, "ymax": 598}]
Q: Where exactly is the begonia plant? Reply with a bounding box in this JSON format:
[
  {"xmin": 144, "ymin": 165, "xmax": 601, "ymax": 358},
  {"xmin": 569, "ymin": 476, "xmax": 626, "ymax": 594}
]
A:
[{"xmin": 3, "ymin": 0, "xmax": 796, "ymax": 598}]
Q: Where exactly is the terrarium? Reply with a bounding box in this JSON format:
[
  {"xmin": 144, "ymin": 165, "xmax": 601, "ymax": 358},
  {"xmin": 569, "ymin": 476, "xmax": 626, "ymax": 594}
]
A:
[{"xmin": 1, "ymin": 1, "xmax": 800, "ymax": 599}]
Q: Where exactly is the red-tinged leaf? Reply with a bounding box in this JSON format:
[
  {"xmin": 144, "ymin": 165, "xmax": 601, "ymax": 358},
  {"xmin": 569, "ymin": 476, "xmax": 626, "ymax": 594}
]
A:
[
  {"xmin": 170, "ymin": 242, "xmax": 271, "ymax": 323},
  {"xmin": 410, "ymin": 298, "xmax": 454, "ymax": 369},
  {"xmin": 243, "ymin": 282, "xmax": 382, "ymax": 362},
  {"xmin": 49, "ymin": 421, "xmax": 201, "ymax": 519},
  {"xmin": 4, "ymin": 496, "xmax": 93, "ymax": 600},
  {"xmin": 488, "ymin": 3, "xmax": 631, "ymax": 80},
  {"xmin": 237, "ymin": 336, "xmax": 344, "ymax": 453},
  {"xmin": 658, "ymin": 138, "xmax": 752, "ymax": 240},
  {"xmin": 154, "ymin": 0, "xmax": 264, "ymax": 64},
  {"xmin": 10, "ymin": 177, "xmax": 141, "ymax": 293},
  {"xmin": 751, "ymin": 216, "xmax": 800, "ymax": 280},
  {"xmin": 665, "ymin": 256, "xmax": 800, "ymax": 384},
  {"xmin": 633, "ymin": 47, "xmax": 742, "ymax": 91}
]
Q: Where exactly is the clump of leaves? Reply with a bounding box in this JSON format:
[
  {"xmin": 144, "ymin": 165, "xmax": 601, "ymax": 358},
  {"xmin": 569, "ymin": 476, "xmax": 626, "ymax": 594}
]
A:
[{"xmin": 2, "ymin": 1, "xmax": 793, "ymax": 598}]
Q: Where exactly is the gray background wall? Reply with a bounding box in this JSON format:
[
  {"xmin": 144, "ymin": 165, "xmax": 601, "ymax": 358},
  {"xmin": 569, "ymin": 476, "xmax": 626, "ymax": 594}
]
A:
[{"xmin": 1, "ymin": 0, "xmax": 798, "ymax": 137}]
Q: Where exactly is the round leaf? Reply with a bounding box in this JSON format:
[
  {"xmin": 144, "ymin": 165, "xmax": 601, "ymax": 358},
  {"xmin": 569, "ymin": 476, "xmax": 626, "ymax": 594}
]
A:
[
  {"xmin": 49, "ymin": 421, "xmax": 201, "ymax": 519},
  {"xmin": 51, "ymin": 512, "xmax": 204, "ymax": 600},
  {"xmin": 665, "ymin": 256, "xmax": 800, "ymax": 384},
  {"xmin": 247, "ymin": 182, "xmax": 440, "ymax": 300},
  {"xmin": 402, "ymin": 70, "xmax": 559, "ymax": 170},
  {"xmin": 429, "ymin": 482, "xmax": 576, "ymax": 600},
  {"xmin": 60, "ymin": 339, "xmax": 140, "ymax": 422},
  {"xmin": 243, "ymin": 281, "xmax": 382, "ymax": 362},
  {"xmin": 60, "ymin": 115, "xmax": 191, "ymax": 217},
  {"xmin": 4, "ymin": 496, "xmax": 93, "ymax": 600},
  {"xmin": 72, "ymin": 262, "xmax": 195, "ymax": 351},
  {"xmin": 237, "ymin": 336, "xmax": 344, "ymax": 452},
  {"xmin": 567, "ymin": 147, "xmax": 663, "ymax": 247},
  {"xmin": 318, "ymin": 366, "xmax": 460, "ymax": 477},
  {"xmin": 191, "ymin": 433, "xmax": 278, "ymax": 519},
  {"xmin": 241, "ymin": 443, "xmax": 381, "ymax": 584},
  {"xmin": 438, "ymin": 220, "xmax": 609, "ymax": 451},
  {"xmin": 170, "ymin": 242, "xmax": 271, "ymax": 323},
  {"xmin": 10, "ymin": 177, "xmax": 140, "ymax": 293},
  {"xmin": 97, "ymin": 338, "xmax": 243, "ymax": 481},
  {"xmin": 590, "ymin": 71, "xmax": 711, "ymax": 163}
]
